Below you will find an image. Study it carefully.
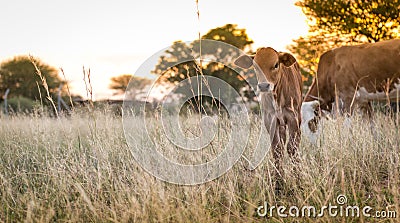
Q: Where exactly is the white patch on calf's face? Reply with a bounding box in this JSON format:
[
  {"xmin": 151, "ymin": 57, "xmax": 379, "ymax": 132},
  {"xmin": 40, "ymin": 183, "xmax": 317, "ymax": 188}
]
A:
[
  {"xmin": 301, "ymin": 100, "xmax": 321, "ymax": 144},
  {"xmin": 301, "ymin": 101, "xmax": 319, "ymax": 122}
]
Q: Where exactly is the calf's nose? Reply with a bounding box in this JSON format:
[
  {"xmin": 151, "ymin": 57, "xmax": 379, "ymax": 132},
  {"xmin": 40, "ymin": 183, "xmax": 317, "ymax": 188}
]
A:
[{"xmin": 258, "ymin": 82, "xmax": 270, "ymax": 92}]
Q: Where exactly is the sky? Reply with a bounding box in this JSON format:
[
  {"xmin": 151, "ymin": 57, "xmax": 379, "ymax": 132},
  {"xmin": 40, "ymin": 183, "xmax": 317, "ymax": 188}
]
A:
[{"xmin": 0, "ymin": 0, "xmax": 309, "ymax": 100}]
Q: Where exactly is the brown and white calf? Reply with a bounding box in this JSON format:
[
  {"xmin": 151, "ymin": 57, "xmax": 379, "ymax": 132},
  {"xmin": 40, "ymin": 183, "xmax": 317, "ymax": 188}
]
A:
[{"xmin": 235, "ymin": 47, "xmax": 303, "ymax": 190}]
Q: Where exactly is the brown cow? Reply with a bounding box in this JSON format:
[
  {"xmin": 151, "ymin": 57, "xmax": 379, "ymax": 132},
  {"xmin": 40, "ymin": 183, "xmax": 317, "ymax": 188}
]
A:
[
  {"xmin": 302, "ymin": 39, "xmax": 400, "ymax": 141},
  {"xmin": 235, "ymin": 47, "xmax": 303, "ymax": 192}
]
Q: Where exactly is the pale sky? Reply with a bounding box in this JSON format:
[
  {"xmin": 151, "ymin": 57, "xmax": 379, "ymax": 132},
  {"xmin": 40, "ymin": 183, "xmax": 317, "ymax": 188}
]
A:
[{"xmin": 0, "ymin": 0, "xmax": 308, "ymax": 100}]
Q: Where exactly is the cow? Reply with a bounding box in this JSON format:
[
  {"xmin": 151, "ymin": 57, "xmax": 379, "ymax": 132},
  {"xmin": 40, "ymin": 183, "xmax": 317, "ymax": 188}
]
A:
[
  {"xmin": 234, "ymin": 47, "xmax": 303, "ymax": 193},
  {"xmin": 302, "ymin": 39, "xmax": 400, "ymax": 141}
]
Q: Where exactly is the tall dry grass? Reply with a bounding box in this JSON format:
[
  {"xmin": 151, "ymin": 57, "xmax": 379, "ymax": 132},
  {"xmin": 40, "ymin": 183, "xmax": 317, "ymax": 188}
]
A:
[{"xmin": 0, "ymin": 109, "xmax": 398, "ymax": 222}]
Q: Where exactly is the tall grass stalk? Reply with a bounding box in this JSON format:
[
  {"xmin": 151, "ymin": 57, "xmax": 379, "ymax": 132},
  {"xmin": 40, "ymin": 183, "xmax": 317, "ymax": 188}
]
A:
[
  {"xmin": 60, "ymin": 68, "xmax": 74, "ymax": 110},
  {"xmin": 30, "ymin": 55, "xmax": 58, "ymax": 117}
]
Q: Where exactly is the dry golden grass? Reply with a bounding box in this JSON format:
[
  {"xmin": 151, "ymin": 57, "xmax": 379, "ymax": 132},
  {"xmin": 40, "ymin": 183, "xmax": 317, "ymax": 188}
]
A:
[{"xmin": 0, "ymin": 109, "xmax": 398, "ymax": 222}]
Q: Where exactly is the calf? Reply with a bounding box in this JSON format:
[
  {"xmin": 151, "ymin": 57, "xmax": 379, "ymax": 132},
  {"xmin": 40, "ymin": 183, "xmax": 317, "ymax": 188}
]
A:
[{"xmin": 235, "ymin": 47, "xmax": 303, "ymax": 192}]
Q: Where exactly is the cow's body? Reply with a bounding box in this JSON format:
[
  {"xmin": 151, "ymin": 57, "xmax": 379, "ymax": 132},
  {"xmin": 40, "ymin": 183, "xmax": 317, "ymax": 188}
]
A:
[
  {"xmin": 302, "ymin": 39, "xmax": 400, "ymax": 139},
  {"xmin": 235, "ymin": 47, "xmax": 302, "ymax": 192}
]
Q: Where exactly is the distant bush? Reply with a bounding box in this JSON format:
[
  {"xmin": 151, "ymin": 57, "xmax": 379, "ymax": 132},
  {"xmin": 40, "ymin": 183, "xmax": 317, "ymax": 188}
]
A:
[{"xmin": 1, "ymin": 96, "xmax": 38, "ymax": 114}]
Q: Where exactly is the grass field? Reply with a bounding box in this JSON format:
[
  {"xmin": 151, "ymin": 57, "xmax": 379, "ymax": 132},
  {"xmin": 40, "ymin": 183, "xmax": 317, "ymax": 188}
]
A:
[{"xmin": 0, "ymin": 109, "xmax": 399, "ymax": 222}]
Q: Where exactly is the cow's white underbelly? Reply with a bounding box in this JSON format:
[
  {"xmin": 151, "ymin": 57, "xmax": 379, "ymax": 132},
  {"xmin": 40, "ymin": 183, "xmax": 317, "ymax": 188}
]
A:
[{"xmin": 356, "ymin": 82, "xmax": 400, "ymax": 103}]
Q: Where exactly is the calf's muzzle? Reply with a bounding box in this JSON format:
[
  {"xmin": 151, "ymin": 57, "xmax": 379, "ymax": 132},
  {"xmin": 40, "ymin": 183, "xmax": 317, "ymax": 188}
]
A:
[{"xmin": 258, "ymin": 82, "xmax": 271, "ymax": 92}]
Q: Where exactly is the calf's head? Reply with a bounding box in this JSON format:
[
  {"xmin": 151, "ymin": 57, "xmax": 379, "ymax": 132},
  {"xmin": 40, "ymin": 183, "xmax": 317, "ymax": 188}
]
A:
[
  {"xmin": 301, "ymin": 100, "xmax": 333, "ymax": 144},
  {"xmin": 234, "ymin": 47, "xmax": 297, "ymax": 92}
]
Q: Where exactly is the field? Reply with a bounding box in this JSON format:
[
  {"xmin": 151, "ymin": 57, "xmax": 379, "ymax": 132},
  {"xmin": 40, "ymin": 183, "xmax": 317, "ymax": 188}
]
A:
[{"xmin": 0, "ymin": 108, "xmax": 399, "ymax": 222}]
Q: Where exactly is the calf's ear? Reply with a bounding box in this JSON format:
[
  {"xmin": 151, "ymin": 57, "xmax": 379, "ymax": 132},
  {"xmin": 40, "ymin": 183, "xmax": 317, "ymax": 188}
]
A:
[
  {"xmin": 279, "ymin": 52, "xmax": 297, "ymax": 67},
  {"xmin": 234, "ymin": 55, "xmax": 254, "ymax": 69}
]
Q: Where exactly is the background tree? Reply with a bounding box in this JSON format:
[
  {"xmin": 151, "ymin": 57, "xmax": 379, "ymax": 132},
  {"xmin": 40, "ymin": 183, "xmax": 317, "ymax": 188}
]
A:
[
  {"xmin": 109, "ymin": 74, "xmax": 151, "ymax": 98},
  {"xmin": 110, "ymin": 74, "xmax": 131, "ymax": 94},
  {"xmin": 153, "ymin": 24, "xmax": 256, "ymax": 112},
  {"xmin": 201, "ymin": 24, "xmax": 254, "ymax": 53},
  {"xmin": 289, "ymin": 0, "xmax": 400, "ymax": 88},
  {"xmin": 0, "ymin": 55, "xmax": 66, "ymax": 101}
]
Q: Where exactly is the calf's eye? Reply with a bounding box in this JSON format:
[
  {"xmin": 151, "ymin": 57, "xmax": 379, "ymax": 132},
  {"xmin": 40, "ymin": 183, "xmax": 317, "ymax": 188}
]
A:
[{"xmin": 273, "ymin": 62, "xmax": 279, "ymax": 69}]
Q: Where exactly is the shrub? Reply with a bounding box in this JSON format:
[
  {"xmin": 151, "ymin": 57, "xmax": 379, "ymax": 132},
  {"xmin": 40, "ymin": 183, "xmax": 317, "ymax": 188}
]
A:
[{"xmin": 1, "ymin": 96, "xmax": 38, "ymax": 114}]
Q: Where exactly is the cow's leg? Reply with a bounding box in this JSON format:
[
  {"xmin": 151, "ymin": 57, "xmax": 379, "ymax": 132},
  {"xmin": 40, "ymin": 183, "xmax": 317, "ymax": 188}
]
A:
[
  {"xmin": 343, "ymin": 98, "xmax": 377, "ymax": 139},
  {"xmin": 341, "ymin": 96, "xmax": 353, "ymax": 116},
  {"xmin": 287, "ymin": 118, "xmax": 301, "ymax": 164},
  {"xmin": 360, "ymin": 102, "xmax": 378, "ymax": 139},
  {"xmin": 391, "ymin": 101, "xmax": 399, "ymax": 127},
  {"xmin": 271, "ymin": 125, "xmax": 286, "ymax": 194},
  {"xmin": 338, "ymin": 97, "xmax": 354, "ymax": 134},
  {"xmin": 332, "ymin": 96, "xmax": 346, "ymax": 117},
  {"xmin": 286, "ymin": 114, "xmax": 301, "ymax": 189}
]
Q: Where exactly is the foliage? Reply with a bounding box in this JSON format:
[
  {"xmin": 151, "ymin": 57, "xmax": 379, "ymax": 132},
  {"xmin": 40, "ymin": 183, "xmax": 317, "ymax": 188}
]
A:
[
  {"xmin": 0, "ymin": 55, "xmax": 66, "ymax": 101},
  {"xmin": 1, "ymin": 96, "xmax": 37, "ymax": 114},
  {"xmin": 153, "ymin": 24, "xmax": 256, "ymax": 110},
  {"xmin": 109, "ymin": 74, "xmax": 151, "ymax": 95},
  {"xmin": 299, "ymin": 0, "xmax": 400, "ymax": 42},
  {"xmin": 201, "ymin": 24, "xmax": 254, "ymax": 52},
  {"xmin": 289, "ymin": 0, "xmax": 400, "ymax": 86},
  {"xmin": 287, "ymin": 34, "xmax": 343, "ymax": 87}
]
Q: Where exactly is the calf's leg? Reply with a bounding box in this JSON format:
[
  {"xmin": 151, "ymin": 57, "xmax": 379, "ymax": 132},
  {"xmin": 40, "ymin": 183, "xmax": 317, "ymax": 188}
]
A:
[
  {"xmin": 286, "ymin": 116, "xmax": 301, "ymax": 164},
  {"xmin": 271, "ymin": 125, "xmax": 286, "ymax": 194}
]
